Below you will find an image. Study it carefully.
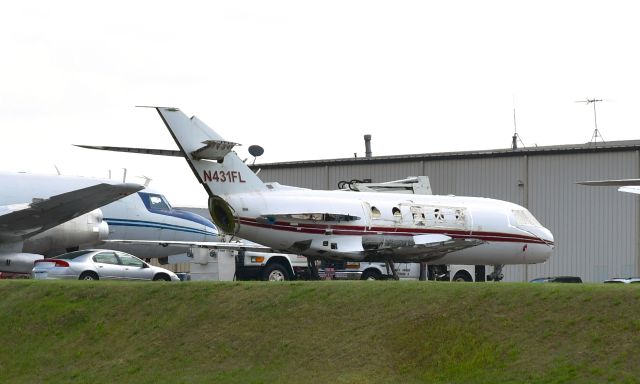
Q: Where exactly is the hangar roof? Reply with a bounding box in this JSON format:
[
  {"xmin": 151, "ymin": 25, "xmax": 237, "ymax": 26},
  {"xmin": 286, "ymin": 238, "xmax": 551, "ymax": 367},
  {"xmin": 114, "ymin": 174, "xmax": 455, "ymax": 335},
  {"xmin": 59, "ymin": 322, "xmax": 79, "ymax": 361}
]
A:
[{"xmin": 252, "ymin": 139, "xmax": 640, "ymax": 169}]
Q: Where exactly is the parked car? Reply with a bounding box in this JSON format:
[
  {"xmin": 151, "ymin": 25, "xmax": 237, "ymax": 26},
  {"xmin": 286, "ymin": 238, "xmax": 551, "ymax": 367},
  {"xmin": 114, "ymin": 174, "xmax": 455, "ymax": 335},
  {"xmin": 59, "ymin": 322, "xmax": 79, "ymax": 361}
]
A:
[
  {"xmin": 530, "ymin": 276, "xmax": 583, "ymax": 283},
  {"xmin": 32, "ymin": 249, "xmax": 179, "ymax": 281},
  {"xmin": 603, "ymin": 277, "xmax": 640, "ymax": 284}
]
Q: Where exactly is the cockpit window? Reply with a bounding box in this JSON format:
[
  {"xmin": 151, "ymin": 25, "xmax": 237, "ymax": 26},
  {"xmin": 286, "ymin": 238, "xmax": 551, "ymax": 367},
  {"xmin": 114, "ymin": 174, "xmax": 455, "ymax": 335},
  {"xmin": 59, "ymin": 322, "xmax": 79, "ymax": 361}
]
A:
[
  {"xmin": 149, "ymin": 195, "xmax": 170, "ymax": 210},
  {"xmin": 139, "ymin": 192, "xmax": 172, "ymax": 211},
  {"xmin": 512, "ymin": 209, "xmax": 542, "ymax": 227}
]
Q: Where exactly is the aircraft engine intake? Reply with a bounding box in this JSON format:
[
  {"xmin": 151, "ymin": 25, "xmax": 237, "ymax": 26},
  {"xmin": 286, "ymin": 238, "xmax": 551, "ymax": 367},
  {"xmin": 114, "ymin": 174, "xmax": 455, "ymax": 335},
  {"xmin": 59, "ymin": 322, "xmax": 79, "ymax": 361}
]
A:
[{"xmin": 208, "ymin": 195, "xmax": 237, "ymax": 234}]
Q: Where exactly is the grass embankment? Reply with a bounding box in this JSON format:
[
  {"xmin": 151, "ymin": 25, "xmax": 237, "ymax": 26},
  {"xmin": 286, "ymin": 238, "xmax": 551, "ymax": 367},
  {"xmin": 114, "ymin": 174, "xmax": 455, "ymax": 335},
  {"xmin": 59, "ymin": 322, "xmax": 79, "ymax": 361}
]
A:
[{"xmin": 0, "ymin": 281, "xmax": 639, "ymax": 383}]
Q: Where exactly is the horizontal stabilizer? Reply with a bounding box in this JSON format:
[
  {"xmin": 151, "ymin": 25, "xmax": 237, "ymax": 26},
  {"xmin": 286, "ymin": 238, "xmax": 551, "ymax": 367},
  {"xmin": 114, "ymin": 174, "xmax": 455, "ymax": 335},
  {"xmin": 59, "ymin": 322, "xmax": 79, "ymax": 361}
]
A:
[
  {"xmin": 191, "ymin": 140, "xmax": 239, "ymax": 161},
  {"xmin": 258, "ymin": 213, "xmax": 361, "ymax": 224},
  {"xmin": 0, "ymin": 183, "xmax": 143, "ymax": 240},
  {"xmin": 74, "ymin": 144, "xmax": 183, "ymax": 157}
]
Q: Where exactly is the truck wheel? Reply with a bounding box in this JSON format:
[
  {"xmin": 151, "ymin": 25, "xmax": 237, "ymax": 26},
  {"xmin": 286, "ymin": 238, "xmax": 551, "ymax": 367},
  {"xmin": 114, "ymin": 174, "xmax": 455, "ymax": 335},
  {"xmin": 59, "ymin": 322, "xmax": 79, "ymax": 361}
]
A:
[
  {"xmin": 262, "ymin": 263, "xmax": 291, "ymax": 281},
  {"xmin": 361, "ymin": 269, "xmax": 382, "ymax": 280},
  {"xmin": 452, "ymin": 271, "xmax": 473, "ymax": 282}
]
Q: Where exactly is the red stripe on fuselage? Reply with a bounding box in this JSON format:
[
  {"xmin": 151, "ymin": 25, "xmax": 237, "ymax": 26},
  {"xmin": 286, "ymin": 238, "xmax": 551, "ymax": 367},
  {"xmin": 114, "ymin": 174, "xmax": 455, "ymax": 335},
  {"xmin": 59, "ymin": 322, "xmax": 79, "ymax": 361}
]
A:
[{"xmin": 236, "ymin": 217, "xmax": 553, "ymax": 245}]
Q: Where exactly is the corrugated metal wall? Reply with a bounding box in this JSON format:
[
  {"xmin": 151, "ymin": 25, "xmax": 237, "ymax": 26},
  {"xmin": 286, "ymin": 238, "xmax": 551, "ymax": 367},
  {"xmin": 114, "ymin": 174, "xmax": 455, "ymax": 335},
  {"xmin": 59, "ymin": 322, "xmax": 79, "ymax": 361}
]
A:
[
  {"xmin": 526, "ymin": 152, "xmax": 639, "ymax": 282},
  {"xmin": 256, "ymin": 150, "xmax": 640, "ymax": 282}
]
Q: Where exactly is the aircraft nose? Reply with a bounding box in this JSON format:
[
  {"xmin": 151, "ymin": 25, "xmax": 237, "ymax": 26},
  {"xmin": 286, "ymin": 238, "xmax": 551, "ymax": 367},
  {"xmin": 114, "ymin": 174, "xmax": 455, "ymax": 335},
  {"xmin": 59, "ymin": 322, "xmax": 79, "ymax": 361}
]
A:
[{"xmin": 540, "ymin": 227, "xmax": 555, "ymax": 248}]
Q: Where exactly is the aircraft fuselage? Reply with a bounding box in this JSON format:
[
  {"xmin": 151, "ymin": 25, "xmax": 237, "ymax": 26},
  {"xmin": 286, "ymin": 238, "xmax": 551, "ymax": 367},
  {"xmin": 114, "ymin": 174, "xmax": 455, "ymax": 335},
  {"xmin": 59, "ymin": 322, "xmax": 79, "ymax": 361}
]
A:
[{"xmin": 225, "ymin": 188, "xmax": 554, "ymax": 264}]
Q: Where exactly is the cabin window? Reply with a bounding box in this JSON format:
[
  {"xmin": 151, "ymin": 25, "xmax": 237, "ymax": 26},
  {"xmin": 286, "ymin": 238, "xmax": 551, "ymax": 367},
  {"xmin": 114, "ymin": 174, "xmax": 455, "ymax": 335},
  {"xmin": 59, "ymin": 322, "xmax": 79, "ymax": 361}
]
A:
[
  {"xmin": 411, "ymin": 206, "xmax": 426, "ymax": 225},
  {"xmin": 371, "ymin": 206, "xmax": 381, "ymax": 219},
  {"xmin": 392, "ymin": 207, "xmax": 401, "ymax": 218}
]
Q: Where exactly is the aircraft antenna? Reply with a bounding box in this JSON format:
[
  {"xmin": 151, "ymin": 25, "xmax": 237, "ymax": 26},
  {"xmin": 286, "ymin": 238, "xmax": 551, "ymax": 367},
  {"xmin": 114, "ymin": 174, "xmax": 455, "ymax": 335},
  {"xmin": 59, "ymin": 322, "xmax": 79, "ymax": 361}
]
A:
[
  {"xmin": 136, "ymin": 175, "xmax": 152, "ymax": 187},
  {"xmin": 511, "ymin": 100, "xmax": 525, "ymax": 150},
  {"xmin": 122, "ymin": 168, "xmax": 127, "ymax": 183},
  {"xmin": 54, "ymin": 165, "xmax": 61, "ymax": 175},
  {"xmin": 576, "ymin": 98, "xmax": 604, "ymax": 144},
  {"xmin": 248, "ymin": 145, "xmax": 264, "ymax": 166}
]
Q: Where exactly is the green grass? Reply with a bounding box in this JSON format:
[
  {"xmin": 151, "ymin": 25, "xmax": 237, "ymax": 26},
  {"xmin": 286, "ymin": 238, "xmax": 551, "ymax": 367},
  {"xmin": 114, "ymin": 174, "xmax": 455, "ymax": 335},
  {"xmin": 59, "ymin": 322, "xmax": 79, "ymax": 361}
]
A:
[{"xmin": 1, "ymin": 281, "xmax": 639, "ymax": 383}]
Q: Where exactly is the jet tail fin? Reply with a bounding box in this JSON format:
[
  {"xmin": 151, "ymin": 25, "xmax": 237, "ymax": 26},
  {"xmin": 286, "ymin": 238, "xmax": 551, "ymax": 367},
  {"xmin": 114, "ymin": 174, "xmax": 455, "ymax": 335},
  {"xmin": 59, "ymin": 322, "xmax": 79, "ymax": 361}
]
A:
[{"xmin": 151, "ymin": 107, "xmax": 268, "ymax": 198}]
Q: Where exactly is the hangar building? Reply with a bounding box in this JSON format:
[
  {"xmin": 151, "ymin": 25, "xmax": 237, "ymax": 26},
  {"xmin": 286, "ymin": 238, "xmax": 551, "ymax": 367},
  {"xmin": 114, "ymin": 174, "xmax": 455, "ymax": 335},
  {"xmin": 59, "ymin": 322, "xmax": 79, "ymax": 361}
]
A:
[{"xmin": 250, "ymin": 140, "xmax": 640, "ymax": 282}]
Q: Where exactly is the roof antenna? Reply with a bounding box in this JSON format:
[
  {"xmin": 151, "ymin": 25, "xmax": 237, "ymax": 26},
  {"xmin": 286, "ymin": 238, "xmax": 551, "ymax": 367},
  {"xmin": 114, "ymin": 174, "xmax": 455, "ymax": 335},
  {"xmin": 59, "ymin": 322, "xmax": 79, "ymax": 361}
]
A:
[
  {"xmin": 136, "ymin": 175, "xmax": 152, "ymax": 187},
  {"xmin": 511, "ymin": 97, "xmax": 525, "ymax": 150},
  {"xmin": 576, "ymin": 98, "xmax": 605, "ymax": 144}
]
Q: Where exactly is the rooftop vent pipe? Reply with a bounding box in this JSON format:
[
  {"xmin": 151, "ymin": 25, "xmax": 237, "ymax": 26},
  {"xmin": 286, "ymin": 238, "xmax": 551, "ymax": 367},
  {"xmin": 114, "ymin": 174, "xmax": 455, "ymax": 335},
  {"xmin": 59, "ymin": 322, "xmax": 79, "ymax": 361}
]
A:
[{"xmin": 364, "ymin": 134, "xmax": 372, "ymax": 158}]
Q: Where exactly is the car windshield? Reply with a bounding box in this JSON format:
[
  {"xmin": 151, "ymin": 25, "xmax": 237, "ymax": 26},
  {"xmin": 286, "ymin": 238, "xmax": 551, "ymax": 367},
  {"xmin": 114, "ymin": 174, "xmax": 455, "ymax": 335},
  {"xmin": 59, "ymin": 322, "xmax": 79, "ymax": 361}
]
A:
[
  {"xmin": 530, "ymin": 278, "xmax": 550, "ymax": 283},
  {"xmin": 55, "ymin": 250, "xmax": 94, "ymax": 260}
]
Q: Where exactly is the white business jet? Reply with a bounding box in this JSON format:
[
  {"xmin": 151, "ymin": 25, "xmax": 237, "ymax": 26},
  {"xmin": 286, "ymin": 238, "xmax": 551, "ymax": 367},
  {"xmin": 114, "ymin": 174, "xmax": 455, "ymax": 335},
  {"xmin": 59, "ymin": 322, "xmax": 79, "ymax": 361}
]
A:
[
  {"xmin": 78, "ymin": 107, "xmax": 554, "ymax": 269},
  {"xmin": 0, "ymin": 172, "xmax": 218, "ymax": 273}
]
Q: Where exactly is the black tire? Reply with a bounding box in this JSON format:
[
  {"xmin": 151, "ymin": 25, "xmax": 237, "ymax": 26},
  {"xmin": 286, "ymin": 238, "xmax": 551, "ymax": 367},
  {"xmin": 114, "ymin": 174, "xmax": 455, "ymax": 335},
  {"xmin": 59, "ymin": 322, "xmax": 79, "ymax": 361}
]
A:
[
  {"xmin": 262, "ymin": 263, "xmax": 291, "ymax": 281},
  {"xmin": 452, "ymin": 271, "xmax": 473, "ymax": 282},
  {"xmin": 361, "ymin": 269, "xmax": 383, "ymax": 280},
  {"xmin": 153, "ymin": 273, "xmax": 171, "ymax": 281},
  {"xmin": 79, "ymin": 271, "xmax": 99, "ymax": 281}
]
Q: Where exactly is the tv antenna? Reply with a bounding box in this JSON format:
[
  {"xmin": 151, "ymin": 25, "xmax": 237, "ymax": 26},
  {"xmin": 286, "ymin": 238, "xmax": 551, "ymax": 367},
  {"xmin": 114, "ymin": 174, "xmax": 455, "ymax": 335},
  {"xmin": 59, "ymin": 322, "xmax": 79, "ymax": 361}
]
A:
[{"xmin": 576, "ymin": 98, "xmax": 604, "ymax": 144}]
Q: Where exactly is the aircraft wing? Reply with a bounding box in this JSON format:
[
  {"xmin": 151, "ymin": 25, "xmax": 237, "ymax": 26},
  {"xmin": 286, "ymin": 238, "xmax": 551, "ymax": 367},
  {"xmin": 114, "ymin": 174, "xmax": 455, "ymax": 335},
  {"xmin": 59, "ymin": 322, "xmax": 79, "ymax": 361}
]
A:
[
  {"xmin": 366, "ymin": 235, "xmax": 484, "ymax": 262},
  {"xmin": 107, "ymin": 235, "xmax": 484, "ymax": 262},
  {"xmin": 577, "ymin": 179, "xmax": 640, "ymax": 195},
  {"xmin": 104, "ymin": 239, "xmax": 278, "ymax": 253},
  {"xmin": 577, "ymin": 178, "xmax": 640, "ymax": 186},
  {"xmin": 618, "ymin": 186, "xmax": 640, "ymax": 195},
  {"xmin": 0, "ymin": 183, "xmax": 143, "ymax": 240}
]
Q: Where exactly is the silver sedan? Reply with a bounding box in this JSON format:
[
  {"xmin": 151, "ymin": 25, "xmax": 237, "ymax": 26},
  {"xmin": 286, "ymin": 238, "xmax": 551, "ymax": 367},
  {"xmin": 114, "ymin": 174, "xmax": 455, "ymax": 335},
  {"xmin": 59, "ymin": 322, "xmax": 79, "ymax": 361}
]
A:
[{"xmin": 31, "ymin": 249, "xmax": 180, "ymax": 281}]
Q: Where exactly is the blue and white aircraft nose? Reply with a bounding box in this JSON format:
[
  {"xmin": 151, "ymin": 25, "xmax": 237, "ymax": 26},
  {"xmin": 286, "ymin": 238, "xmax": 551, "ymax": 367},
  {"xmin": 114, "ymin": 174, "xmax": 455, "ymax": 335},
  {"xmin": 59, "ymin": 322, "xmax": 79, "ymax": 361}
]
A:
[{"xmin": 177, "ymin": 210, "xmax": 218, "ymax": 240}]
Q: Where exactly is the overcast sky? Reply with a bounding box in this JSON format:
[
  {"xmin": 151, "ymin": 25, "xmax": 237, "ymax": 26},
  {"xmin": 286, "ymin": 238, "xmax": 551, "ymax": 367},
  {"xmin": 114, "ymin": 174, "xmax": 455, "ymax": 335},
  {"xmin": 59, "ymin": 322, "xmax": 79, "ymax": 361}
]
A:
[{"xmin": 2, "ymin": 1, "xmax": 640, "ymax": 206}]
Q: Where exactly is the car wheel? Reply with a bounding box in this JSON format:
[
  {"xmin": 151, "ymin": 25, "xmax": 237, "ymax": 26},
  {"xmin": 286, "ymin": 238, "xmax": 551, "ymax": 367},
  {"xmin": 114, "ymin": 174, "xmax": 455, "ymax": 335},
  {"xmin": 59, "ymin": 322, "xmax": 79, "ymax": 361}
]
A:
[
  {"xmin": 153, "ymin": 274, "xmax": 171, "ymax": 281},
  {"xmin": 262, "ymin": 263, "xmax": 290, "ymax": 281},
  {"xmin": 452, "ymin": 271, "xmax": 473, "ymax": 282},
  {"xmin": 79, "ymin": 271, "xmax": 99, "ymax": 281},
  {"xmin": 361, "ymin": 269, "xmax": 382, "ymax": 280}
]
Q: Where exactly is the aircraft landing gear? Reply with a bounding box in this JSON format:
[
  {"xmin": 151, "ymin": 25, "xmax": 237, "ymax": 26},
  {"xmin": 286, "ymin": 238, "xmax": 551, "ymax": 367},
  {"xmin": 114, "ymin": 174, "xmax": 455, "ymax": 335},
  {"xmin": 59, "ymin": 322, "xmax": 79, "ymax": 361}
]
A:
[
  {"xmin": 307, "ymin": 257, "xmax": 320, "ymax": 280},
  {"xmin": 487, "ymin": 264, "xmax": 504, "ymax": 281},
  {"xmin": 385, "ymin": 258, "xmax": 399, "ymax": 280}
]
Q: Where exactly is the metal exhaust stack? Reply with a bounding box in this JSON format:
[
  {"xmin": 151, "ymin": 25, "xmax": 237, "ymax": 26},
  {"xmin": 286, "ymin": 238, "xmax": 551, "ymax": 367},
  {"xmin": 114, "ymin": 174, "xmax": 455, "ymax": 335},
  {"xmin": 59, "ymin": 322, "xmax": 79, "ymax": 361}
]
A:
[{"xmin": 364, "ymin": 134, "xmax": 372, "ymax": 158}]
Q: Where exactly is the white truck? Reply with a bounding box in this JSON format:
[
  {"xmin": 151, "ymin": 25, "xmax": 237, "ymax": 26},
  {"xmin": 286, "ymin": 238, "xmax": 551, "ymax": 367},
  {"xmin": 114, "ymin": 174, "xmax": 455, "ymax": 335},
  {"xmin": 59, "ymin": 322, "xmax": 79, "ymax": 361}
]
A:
[
  {"xmin": 319, "ymin": 260, "xmax": 490, "ymax": 281},
  {"xmin": 235, "ymin": 250, "xmax": 311, "ymax": 281}
]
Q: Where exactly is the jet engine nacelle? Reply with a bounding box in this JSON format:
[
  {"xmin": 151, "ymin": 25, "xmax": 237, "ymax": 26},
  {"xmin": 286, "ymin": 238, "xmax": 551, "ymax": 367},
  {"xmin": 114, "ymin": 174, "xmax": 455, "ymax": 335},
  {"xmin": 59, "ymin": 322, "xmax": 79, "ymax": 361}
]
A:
[
  {"xmin": 23, "ymin": 209, "xmax": 109, "ymax": 256},
  {"xmin": 208, "ymin": 196, "xmax": 237, "ymax": 234},
  {"xmin": 0, "ymin": 252, "xmax": 43, "ymax": 274}
]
